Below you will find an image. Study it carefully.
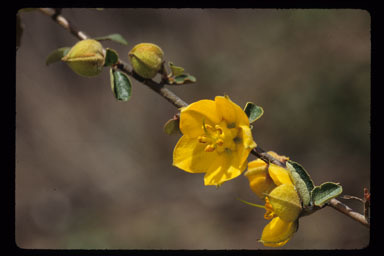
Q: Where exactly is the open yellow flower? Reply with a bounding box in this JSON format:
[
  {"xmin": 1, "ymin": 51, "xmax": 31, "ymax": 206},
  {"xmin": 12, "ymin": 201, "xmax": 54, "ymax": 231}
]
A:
[
  {"xmin": 244, "ymin": 155, "xmax": 302, "ymax": 247},
  {"xmin": 173, "ymin": 96, "xmax": 256, "ymax": 186}
]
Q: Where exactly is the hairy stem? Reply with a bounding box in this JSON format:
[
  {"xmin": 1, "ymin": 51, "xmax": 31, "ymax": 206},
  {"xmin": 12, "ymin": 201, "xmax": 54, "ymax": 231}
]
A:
[{"xmin": 38, "ymin": 8, "xmax": 369, "ymax": 229}]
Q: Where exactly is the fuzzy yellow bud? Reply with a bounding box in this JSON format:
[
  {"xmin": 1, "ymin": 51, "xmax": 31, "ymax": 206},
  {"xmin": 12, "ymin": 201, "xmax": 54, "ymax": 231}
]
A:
[
  {"xmin": 128, "ymin": 43, "xmax": 164, "ymax": 79},
  {"xmin": 62, "ymin": 39, "xmax": 105, "ymax": 77},
  {"xmin": 267, "ymin": 184, "xmax": 302, "ymax": 223}
]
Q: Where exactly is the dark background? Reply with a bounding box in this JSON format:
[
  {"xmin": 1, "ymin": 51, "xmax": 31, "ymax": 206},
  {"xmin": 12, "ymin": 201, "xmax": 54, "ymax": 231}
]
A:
[{"xmin": 16, "ymin": 8, "xmax": 370, "ymax": 249}]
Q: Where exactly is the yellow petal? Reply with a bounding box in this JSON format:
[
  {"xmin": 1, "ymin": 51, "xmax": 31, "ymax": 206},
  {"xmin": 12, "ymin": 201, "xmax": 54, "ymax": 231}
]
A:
[
  {"xmin": 173, "ymin": 135, "xmax": 218, "ymax": 173},
  {"xmin": 267, "ymin": 184, "xmax": 302, "ymax": 222},
  {"xmin": 239, "ymin": 125, "xmax": 257, "ymax": 150},
  {"xmin": 215, "ymin": 96, "xmax": 249, "ymax": 127},
  {"xmin": 203, "ymin": 153, "xmax": 244, "ymax": 186},
  {"xmin": 247, "ymin": 158, "xmax": 267, "ymax": 170},
  {"xmin": 268, "ymin": 164, "xmax": 293, "ymax": 186},
  {"xmin": 260, "ymin": 217, "xmax": 298, "ymax": 247},
  {"xmin": 232, "ymin": 125, "xmax": 256, "ymax": 174},
  {"xmin": 179, "ymin": 99, "xmax": 221, "ymax": 138},
  {"xmin": 244, "ymin": 159, "xmax": 276, "ymax": 199}
]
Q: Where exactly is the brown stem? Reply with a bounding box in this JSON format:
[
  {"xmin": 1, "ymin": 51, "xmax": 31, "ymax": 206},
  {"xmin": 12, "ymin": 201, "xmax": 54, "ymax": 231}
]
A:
[
  {"xmin": 250, "ymin": 147, "xmax": 287, "ymax": 167},
  {"xmin": 328, "ymin": 198, "xmax": 370, "ymax": 228}
]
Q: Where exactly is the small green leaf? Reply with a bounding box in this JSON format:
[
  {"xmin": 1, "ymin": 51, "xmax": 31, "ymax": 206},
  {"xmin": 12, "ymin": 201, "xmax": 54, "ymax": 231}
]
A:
[
  {"xmin": 46, "ymin": 47, "xmax": 71, "ymax": 66},
  {"xmin": 243, "ymin": 102, "xmax": 264, "ymax": 123},
  {"xmin": 104, "ymin": 48, "xmax": 119, "ymax": 67},
  {"xmin": 169, "ymin": 62, "xmax": 185, "ymax": 77},
  {"xmin": 312, "ymin": 182, "xmax": 343, "ymax": 207},
  {"xmin": 287, "ymin": 160, "xmax": 314, "ymax": 192},
  {"xmin": 163, "ymin": 118, "xmax": 181, "ymax": 135},
  {"xmin": 93, "ymin": 33, "xmax": 128, "ymax": 45},
  {"xmin": 289, "ymin": 170, "xmax": 311, "ymax": 207},
  {"xmin": 169, "ymin": 74, "xmax": 196, "ymax": 85},
  {"xmin": 166, "ymin": 62, "xmax": 196, "ymax": 85},
  {"xmin": 110, "ymin": 69, "xmax": 132, "ymax": 101},
  {"xmin": 286, "ymin": 160, "xmax": 315, "ymax": 207}
]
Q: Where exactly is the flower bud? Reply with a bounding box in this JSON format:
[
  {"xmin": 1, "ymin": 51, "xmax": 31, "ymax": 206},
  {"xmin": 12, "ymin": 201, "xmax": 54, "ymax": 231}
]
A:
[
  {"xmin": 267, "ymin": 184, "xmax": 302, "ymax": 223},
  {"xmin": 62, "ymin": 39, "xmax": 105, "ymax": 77},
  {"xmin": 244, "ymin": 159, "xmax": 276, "ymax": 199},
  {"xmin": 128, "ymin": 43, "xmax": 164, "ymax": 79}
]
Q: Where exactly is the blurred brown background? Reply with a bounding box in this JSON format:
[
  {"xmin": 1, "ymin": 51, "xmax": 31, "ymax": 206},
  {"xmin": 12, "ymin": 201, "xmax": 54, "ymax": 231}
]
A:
[{"xmin": 16, "ymin": 8, "xmax": 370, "ymax": 249}]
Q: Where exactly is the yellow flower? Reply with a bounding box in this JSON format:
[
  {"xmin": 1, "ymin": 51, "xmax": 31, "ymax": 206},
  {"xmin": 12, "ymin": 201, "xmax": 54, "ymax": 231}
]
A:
[
  {"xmin": 173, "ymin": 96, "xmax": 257, "ymax": 186},
  {"xmin": 244, "ymin": 156, "xmax": 302, "ymax": 247}
]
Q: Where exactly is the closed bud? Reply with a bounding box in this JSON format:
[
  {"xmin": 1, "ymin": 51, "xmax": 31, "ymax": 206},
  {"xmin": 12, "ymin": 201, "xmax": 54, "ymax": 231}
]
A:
[
  {"xmin": 62, "ymin": 39, "xmax": 105, "ymax": 77},
  {"xmin": 267, "ymin": 184, "xmax": 302, "ymax": 223},
  {"xmin": 128, "ymin": 43, "xmax": 164, "ymax": 79}
]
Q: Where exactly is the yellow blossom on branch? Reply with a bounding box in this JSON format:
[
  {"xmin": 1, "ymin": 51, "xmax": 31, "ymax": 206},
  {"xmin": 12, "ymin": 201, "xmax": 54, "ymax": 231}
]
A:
[
  {"xmin": 244, "ymin": 154, "xmax": 302, "ymax": 247},
  {"xmin": 173, "ymin": 96, "xmax": 256, "ymax": 186}
]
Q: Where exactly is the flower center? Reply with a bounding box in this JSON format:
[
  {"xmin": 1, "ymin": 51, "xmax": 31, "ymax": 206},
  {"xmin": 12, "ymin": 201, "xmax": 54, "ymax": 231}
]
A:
[{"xmin": 198, "ymin": 120, "xmax": 240, "ymax": 153}]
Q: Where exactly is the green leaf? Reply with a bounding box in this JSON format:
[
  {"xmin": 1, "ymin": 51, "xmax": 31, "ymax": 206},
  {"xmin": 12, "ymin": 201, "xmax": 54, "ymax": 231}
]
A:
[
  {"xmin": 169, "ymin": 74, "xmax": 197, "ymax": 85},
  {"xmin": 243, "ymin": 102, "xmax": 264, "ymax": 123},
  {"xmin": 46, "ymin": 47, "xmax": 71, "ymax": 66},
  {"xmin": 312, "ymin": 182, "xmax": 343, "ymax": 207},
  {"xmin": 169, "ymin": 62, "xmax": 185, "ymax": 77},
  {"xmin": 289, "ymin": 170, "xmax": 311, "ymax": 207},
  {"xmin": 287, "ymin": 160, "xmax": 314, "ymax": 192},
  {"xmin": 110, "ymin": 69, "xmax": 132, "ymax": 101},
  {"xmin": 286, "ymin": 160, "xmax": 315, "ymax": 207},
  {"xmin": 163, "ymin": 118, "xmax": 181, "ymax": 135},
  {"xmin": 166, "ymin": 62, "xmax": 196, "ymax": 85},
  {"xmin": 104, "ymin": 48, "xmax": 119, "ymax": 67},
  {"xmin": 93, "ymin": 33, "xmax": 128, "ymax": 45}
]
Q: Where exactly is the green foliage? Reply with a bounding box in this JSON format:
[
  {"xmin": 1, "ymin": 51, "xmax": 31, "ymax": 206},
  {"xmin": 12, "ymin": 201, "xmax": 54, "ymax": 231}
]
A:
[
  {"xmin": 243, "ymin": 102, "xmax": 264, "ymax": 123},
  {"xmin": 286, "ymin": 161, "xmax": 314, "ymax": 207},
  {"xmin": 110, "ymin": 69, "xmax": 132, "ymax": 102},
  {"xmin": 312, "ymin": 182, "xmax": 343, "ymax": 207},
  {"xmin": 104, "ymin": 48, "xmax": 119, "ymax": 67},
  {"xmin": 287, "ymin": 160, "xmax": 314, "ymax": 192},
  {"xmin": 163, "ymin": 117, "xmax": 181, "ymax": 135},
  {"xmin": 93, "ymin": 33, "xmax": 128, "ymax": 46},
  {"xmin": 169, "ymin": 62, "xmax": 185, "ymax": 77},
  {"xmin": 168, "ymin": 73, "xmax": 197, "ymax": 85},
  {"xmin": 167, "ymin": 62, "xmax": 196, "ymax": 85}
]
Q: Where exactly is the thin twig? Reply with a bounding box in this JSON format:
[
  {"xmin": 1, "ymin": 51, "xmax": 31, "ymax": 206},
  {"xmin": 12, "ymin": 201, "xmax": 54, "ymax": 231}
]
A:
[
  {"xmin": 341, "ymin": 195, "xmax": 365, "ymax": 203},
  {"xmin": 38, "ymin": 8, "xmax": 369, "ymax": 229},
  {"xmin": 250, "ymin": 147, "xmax": 287, "ymax": 167},
  {"xmin": 328, "ymin": 198, "xmax": 370, "ymax": 228}
]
